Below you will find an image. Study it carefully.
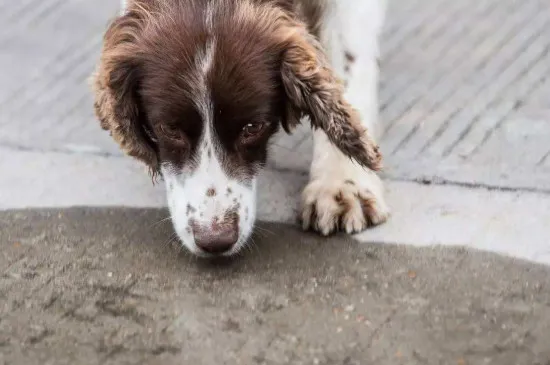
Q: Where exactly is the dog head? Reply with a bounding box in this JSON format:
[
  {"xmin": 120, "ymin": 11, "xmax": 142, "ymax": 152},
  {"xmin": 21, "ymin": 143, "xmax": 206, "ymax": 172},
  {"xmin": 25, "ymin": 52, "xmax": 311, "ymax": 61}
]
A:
[{"xmin": 92, "ymin": 0, "xmax": 381, "ymax": 256}]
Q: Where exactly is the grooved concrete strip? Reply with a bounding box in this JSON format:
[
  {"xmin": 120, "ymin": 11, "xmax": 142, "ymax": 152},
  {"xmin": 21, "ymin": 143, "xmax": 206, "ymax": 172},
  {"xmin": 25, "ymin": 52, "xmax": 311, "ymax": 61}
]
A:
[{"xmin": 0, "ymin": 0, "xmax": 548, "ymax": 187}]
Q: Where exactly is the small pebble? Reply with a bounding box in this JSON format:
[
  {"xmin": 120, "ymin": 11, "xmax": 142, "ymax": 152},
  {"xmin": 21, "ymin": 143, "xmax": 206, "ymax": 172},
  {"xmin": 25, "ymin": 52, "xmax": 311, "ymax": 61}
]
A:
[
  {"xmin": 107, "ymin": 272, "xmax": 113, "ymax": 278},
  {"xmin": 344, "ymin": 305, "xmax": 355, "ymax": 312}
]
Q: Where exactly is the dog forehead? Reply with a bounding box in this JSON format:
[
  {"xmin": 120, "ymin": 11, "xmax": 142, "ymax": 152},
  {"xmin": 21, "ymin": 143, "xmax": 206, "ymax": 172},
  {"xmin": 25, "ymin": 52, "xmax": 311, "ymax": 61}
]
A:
[{"xmin": 130, "ymin": 1, "xmax": 285, "ymax": 178}]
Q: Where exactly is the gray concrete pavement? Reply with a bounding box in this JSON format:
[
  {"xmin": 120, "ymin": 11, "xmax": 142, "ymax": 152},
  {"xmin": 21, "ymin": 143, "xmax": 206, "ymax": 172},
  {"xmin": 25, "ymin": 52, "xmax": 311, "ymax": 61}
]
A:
[{"xmin": 1, "ymin": 208, "xmax": 550, "ymax": 365}]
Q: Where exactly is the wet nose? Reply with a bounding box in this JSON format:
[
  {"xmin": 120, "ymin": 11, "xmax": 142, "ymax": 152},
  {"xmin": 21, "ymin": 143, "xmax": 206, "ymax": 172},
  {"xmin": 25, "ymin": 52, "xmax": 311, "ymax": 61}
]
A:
[{"xmin": 191, "ymin": 214, "xmax": 239, "ymax": 254}]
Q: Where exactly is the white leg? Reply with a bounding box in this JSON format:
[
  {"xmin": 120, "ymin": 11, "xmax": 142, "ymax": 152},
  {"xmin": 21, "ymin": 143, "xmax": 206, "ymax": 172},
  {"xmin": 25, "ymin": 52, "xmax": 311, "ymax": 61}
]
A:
[{"xmin": 301, "ymin": 0, "xmax": 390, "ymax": 235}]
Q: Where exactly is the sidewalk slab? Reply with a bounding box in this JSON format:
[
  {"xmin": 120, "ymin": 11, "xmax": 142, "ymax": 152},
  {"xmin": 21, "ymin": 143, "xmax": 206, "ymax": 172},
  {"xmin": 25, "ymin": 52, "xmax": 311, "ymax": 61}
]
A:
[{"xmin": 2, "ymin": 148, "xmax": 549, "ymax": 265}]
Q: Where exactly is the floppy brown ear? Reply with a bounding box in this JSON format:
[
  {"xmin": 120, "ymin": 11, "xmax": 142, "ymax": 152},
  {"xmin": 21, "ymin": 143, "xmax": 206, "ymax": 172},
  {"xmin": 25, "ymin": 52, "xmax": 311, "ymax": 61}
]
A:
[
  {"xmin": 278, "ymin": 20, "xmax": 382, "ymax": 171},
  {"xmin": 91, "ymin": 10, "xmax": 159, "ymax": 174}
]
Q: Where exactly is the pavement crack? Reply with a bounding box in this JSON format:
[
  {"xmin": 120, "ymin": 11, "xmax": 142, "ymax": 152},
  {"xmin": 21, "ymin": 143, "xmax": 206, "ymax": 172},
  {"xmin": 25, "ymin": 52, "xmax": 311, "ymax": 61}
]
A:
[
  {"xmin": 27, "ymin": 328, "xmax": 54, "ymax": 345},
  {"xmin": 95, "ymin": 299, "xmax": 149, "ymax": 326},
  {"xmin": 267, "ymin": 166, "xmax": 550, "ymax": 194},
  {"xmin": 365, "ymin": 306, "xmax": 399, "ymax": 350},
  {"xmin": 150, "ymin": 345, "xmax": 181, "ymax": 356},
  {"xmin": 388, "ymin": 175, "xmax": 550, "ymax": 194}
]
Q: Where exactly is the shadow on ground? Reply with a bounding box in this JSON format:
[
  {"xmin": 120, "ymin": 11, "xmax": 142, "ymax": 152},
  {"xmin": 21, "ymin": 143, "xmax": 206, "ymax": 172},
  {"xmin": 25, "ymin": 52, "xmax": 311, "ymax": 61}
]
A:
[{"xmin": 1, "ymin": 208, "xmax": 549, "ymax": 365}]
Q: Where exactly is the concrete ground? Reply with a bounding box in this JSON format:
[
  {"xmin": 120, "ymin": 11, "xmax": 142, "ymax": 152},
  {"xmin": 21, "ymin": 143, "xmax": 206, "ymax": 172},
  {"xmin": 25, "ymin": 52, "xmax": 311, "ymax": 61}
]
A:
[
  {"xmin": 2, "ymin": 208, "xmax": 550, "ymax": 365},
  {"xmin": 1, "ymin": 0, "xmax": 550, "ymax": 363}
]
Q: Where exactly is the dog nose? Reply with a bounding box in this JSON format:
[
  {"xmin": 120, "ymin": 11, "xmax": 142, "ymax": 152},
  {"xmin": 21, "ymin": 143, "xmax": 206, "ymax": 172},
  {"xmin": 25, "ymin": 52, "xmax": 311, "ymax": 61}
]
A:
[{"xmin": 191, "ymin": 214, "xmax": 239, "ymax": 254}]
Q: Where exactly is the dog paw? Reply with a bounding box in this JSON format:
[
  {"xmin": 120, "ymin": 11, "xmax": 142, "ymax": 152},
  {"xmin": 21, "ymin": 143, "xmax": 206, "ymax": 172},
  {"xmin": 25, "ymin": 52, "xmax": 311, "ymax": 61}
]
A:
[{"xmin": 300, "ymin": 172, "xmax": 390, "ymax": 236}]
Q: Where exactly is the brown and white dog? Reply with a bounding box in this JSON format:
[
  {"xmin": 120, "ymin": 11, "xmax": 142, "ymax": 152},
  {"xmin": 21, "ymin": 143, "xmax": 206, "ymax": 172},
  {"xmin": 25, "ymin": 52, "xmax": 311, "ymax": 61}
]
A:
[{"xmin": 92, "ymin": 0, "xmax": 389, "ymax": 256}]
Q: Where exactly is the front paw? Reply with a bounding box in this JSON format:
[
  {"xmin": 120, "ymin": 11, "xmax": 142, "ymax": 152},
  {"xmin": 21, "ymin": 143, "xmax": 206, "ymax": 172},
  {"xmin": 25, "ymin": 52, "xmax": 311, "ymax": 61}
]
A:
[{"xmin": 300, "ymin": 174, "xmax": 390, "ymax": 236}]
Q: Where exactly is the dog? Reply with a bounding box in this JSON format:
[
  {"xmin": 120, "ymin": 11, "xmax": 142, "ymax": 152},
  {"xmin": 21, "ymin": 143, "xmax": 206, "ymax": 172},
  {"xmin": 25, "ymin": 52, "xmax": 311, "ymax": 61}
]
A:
[{"xmin": 92, "ymin": 0, "xmax": 389, "ymax": 256}]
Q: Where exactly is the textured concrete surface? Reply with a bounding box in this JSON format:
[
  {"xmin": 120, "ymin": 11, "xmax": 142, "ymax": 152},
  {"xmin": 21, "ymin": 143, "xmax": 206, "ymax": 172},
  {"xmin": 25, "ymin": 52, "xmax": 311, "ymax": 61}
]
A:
[
  {"xmin": 0, "ymin": 0, "xmax": 549, "ymax": 264},
  {"xmin": 1, "ymin": 0, "xmax": 548, "ymax": 184},
  {"xmin": 1, "ymin": 208, "xmax": 550, "ymax": 365}
]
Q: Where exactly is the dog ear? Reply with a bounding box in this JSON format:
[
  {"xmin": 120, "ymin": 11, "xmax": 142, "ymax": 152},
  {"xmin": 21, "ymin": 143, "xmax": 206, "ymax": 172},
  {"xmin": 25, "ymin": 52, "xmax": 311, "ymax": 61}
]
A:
[
  {"xmin": 91, "ymin": 10, "xmax": 159, "ymax": 175},
  {"xmin": 278, "ymin": 19, "xmax": 382, "ymax": 171}
]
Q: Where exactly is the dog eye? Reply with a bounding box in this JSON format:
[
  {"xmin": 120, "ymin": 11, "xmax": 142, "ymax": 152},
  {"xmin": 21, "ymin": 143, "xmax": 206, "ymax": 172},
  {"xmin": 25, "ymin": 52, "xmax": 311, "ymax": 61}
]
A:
[
  {"xmin": 241, "ymin": 123, "xmax": 266, "ymax": 140},
  {"xmin": 160, "ymin": 124, "xmax": 185, "ymax": 142}
]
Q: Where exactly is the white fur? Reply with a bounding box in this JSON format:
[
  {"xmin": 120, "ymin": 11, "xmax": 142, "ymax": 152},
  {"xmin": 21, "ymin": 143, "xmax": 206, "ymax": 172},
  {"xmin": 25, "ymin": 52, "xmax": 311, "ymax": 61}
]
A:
[
  {"xmin": 162, "ymin": 136, "xmax": 257, "ymax": 257},
  {"xmin": 301, "ymin": 0, "xmax": 390, "ymax": 235}
]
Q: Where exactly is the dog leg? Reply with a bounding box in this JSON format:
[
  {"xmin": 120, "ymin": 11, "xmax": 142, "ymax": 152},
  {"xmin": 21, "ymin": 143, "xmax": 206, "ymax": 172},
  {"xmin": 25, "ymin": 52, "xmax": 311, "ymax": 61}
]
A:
[{"xmin": 301, "ymin": 0, "xmax": 390, "ymax": 235}]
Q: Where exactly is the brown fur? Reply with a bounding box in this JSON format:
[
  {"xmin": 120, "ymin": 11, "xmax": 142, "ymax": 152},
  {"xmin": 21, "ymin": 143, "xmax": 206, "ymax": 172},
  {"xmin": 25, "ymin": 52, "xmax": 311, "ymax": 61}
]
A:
[
  {"xmin": 276, "ymin": 15, "xmax": 382, "ymax": 170},
  {"xmin": 92, "ymin": 7, "xmax": 160, "ymax": 175},
  {"xmin": 91, "ymin": 0, "xmax": 382, "ymax": 179}
]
